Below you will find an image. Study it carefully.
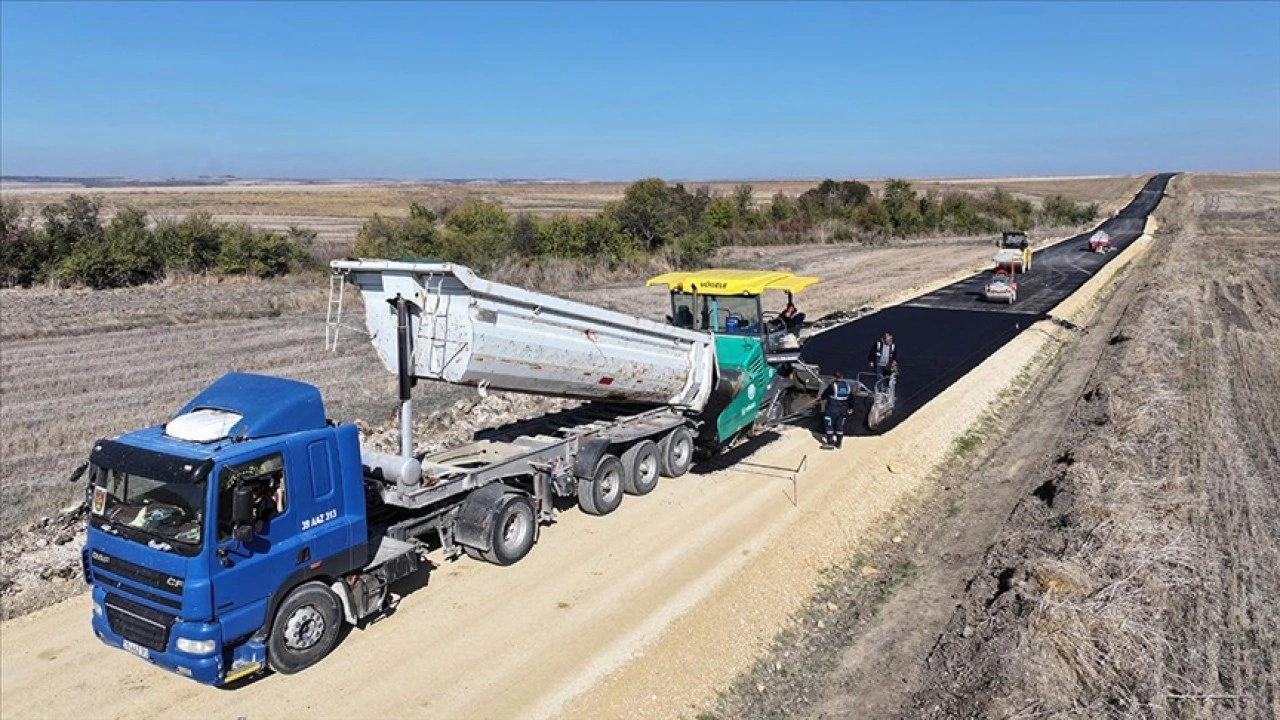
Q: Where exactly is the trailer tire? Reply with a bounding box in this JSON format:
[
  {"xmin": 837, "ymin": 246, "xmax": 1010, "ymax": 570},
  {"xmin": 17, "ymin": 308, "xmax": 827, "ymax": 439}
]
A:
[
  {"xmin": 622, "ymin": 440, "xmax": 660, "ymax": 496},
  {"xmin": 578, "ymin": 454, "xmax": 625, "ymax": 516},
  {"xmin": 488, "ymin": 493, "xmax": 537, "ymax": 565},
  {"xmin": 267, "ymin": 581, "xmax": 343, "ymax": 675},
  {"xmin": 658, "ymin": 426, "xmax": 694, "ymax": 478}
]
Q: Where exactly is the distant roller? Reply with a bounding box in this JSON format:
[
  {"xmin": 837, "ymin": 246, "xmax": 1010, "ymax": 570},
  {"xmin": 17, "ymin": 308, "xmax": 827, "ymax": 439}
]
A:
[{"xmin": 994, "ymin": 230, "xmax": 1032, "ymax": 272}]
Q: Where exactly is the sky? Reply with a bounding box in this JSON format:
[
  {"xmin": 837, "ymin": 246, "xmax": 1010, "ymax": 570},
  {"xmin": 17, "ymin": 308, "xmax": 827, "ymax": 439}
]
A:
[{"xmin": 1, "ymin": 1, "xmax": 1278, "ymax": 180}]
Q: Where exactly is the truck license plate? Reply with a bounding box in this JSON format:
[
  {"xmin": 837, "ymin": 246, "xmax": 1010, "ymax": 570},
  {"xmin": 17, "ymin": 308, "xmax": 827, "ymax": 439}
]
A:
[{"xmin": 122, "ymin": 639, "xmax": 150, "ymax": 659}]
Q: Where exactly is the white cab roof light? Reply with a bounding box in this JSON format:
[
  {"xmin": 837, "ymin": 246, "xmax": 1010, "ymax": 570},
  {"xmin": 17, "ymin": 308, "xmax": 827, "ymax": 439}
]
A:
[{"xmin": 165, "ymin": 408, "xmax": 244, "ymax": 443}]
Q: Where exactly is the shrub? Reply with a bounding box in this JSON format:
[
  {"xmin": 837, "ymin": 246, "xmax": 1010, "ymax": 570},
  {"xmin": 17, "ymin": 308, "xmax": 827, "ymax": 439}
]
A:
[
  {"xmin": 768, "ymin": 192, "xmax": 799, "ymax": 223},
  {"xmin": 582, "ymin": 208, "xmax": 640, "ymax": 262},
  {"xmin": 354, "ymin": 213, "xmax": 440, "ymax": 259},
  {"xmin": 213, "ymin": 223, "xmax": 308, "ymax": 278},
  {"xmin": 0, "ymin": 201, "xmax": 47, "ymax": 286},
  {"xmin": 703, "ymin": 196, "xmax": 738, "ymax": 230},
  {"xmin": 44, "ymin": 196, "xmax": 102, "ymax": 253},
  {"xmin": 1041, "ymin": 195, "xmax": 1099, "ymax": 226},
  {"xmin": 613, "ymin": 178, "xmax": 697, "ymax": 252},
  {"xmin": 798, "ymin": 179, "xmax": 871, "ymax": 220},
  {"xmin": 154, "ymin": 212, "xmax": 222, "ymax": 272},
  {"xmin": 537, "ymin": 214, "xmax": 589, "ymax": 258},
  {"xmin": 666, "ymin": 229, "xmax": 719, "ymax": 268},
  {"xmin": 510, "ymin": 214, "xmax": 540, "ymax": 256},
  {"xmin": 883, "ymin": 179, "xmax": 924, "ymax": 236},
  {"xmin": 444, "ymin": 199, "xmax": 509, "ymax": 238},
  {"xmin": 55, "ymin": 207, "xmax": 165, "ymax": 288},
  {"xmin": 0, "ymin": 195, "xmax": 319, "ymax": 288}
]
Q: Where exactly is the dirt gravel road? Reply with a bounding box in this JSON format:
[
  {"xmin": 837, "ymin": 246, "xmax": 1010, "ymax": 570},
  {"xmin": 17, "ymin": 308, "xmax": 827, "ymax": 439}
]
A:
[{"xmin": 0, "ymin": 409, "xmax": 968, "ymax": 719}]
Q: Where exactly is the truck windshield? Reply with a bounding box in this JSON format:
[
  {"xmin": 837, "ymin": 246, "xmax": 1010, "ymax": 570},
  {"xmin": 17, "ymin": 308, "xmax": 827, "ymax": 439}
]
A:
[{"xmin": 87, "ymin": 441, "xmax": 210, "ymax": 555}]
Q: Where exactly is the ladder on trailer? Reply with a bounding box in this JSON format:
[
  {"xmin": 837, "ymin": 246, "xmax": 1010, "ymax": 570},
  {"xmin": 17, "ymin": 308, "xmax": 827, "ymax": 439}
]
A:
[{"xmin": 325, "ymin": 271, "xmax": 346, "ymax": 351}]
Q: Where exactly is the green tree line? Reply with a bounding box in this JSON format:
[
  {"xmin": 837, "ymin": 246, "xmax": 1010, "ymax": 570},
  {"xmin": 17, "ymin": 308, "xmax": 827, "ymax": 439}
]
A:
[
  {"xmin": 0, "ymin": 195, "xmax": 316, "ymax": 288},
  {"xmin": 354, "ymin": 178, "xmax": 1099, "ymax": 272},
  {"xmin": 1, "ymin": 179, "xmax": 1099, "ymax": 288}
]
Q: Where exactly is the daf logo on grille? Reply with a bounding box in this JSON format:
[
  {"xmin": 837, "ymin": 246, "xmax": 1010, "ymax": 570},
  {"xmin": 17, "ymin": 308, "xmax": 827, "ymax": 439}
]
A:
[{"xmin": 92, "ymin": 551, "xmax": 110, "ymax": 564}]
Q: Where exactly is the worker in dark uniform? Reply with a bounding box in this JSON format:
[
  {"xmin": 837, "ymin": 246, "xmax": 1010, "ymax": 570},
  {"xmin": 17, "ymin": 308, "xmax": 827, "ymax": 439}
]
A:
[
  {"xmin": 821, "ymin": 372, "xmax": 854, "ymax": 448},
  {"xmin": 781, "ymin": 296, "xmax": 806, "ymax": 331},
  {"xmin": 867, "ymin": 332, "xmax": 898, "ymax": 383}
]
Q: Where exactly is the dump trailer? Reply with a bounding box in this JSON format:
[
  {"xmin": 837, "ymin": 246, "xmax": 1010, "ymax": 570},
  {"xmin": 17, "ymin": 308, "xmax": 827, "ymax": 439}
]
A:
[
  {"xmin": 337, "ymin": 260, "xmax": 718, "ymax": 408},
  {"xmin": 80, "ymin": 261, "xmax": 784, "ymax": 686}
]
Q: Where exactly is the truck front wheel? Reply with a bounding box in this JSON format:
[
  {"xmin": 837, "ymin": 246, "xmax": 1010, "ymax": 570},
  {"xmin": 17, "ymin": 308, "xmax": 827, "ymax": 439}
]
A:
[
  {"xmin": 267, "ymin": 582, "xmax": 343, "ymax": 675},
  {"xmin": 578, "ymin": 455, "xmax": 625, "ymax": 516}
]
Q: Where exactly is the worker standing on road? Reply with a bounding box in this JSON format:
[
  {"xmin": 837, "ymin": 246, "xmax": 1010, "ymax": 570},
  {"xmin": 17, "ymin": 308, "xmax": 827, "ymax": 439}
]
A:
[
  {"xmin": 821, "ymin": 372, "xmax": 854, "ymax": 448},
  {"xmin": 868, "ymin": 332, "xmax": 898, "ymax": 382}
]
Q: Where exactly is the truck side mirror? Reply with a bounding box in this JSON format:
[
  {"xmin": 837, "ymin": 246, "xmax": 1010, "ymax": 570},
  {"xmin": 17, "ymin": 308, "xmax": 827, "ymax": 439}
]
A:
[
  {"xmin": 68, "ymin": 462, "xmax": 88, "ymax": 483},
  {"xmin": 231, "ymin": 484, "xmax": 258, "ymax": 542}
]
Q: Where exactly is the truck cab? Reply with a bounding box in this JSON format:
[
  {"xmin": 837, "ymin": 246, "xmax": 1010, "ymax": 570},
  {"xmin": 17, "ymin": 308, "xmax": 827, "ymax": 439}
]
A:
[
  {"xmin": 647, "ymin": 269, "xmax": 820, "ymax": 365},
  {"xmin": 82, "ymin": 373, "xmax": 373, "ymax": 685}
]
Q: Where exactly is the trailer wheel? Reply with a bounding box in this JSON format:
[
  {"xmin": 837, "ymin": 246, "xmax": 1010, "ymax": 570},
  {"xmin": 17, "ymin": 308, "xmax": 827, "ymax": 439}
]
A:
[
  {"xmin": 489, "ymin": 493, "xmax": 537, "ymax": 565},
  {"xmin": 578, "ymin": 454, "xmax": 625, "ymax": 516},
  {"xmin": 267, "ymin": 582, "xmax": 343, "ymax": 675},
  {"xmin": 658, "ymin": 426, "xmax": 694, "ymax": 478},
  {"xmin": 622, "ymin": 440, "xmax": 660, "ymax": 496}
]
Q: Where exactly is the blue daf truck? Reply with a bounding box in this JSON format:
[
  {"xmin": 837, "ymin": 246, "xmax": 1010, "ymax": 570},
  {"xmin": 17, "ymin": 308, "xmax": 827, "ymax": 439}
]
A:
[{"xmin": 83, "ymin": 373, "xmax": 422, "ymax": 684}]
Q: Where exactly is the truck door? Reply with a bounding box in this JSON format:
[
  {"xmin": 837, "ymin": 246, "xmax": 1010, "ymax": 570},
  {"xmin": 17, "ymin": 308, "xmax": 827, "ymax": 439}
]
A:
[{"xmin": 209, "ymin": 447, "xmax": 307, "ymax": 644}]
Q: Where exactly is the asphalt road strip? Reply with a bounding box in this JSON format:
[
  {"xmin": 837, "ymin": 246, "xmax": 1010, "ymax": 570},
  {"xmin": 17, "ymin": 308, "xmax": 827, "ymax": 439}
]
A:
[{"xmin": 800, "ymin": 173, "xmax": 1176, "ymax": 434}]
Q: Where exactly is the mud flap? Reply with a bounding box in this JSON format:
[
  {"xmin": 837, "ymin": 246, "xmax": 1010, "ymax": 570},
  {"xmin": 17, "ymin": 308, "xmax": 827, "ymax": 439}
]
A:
[{"xmin": 453, "ymin": 483, "xmax": 512, "ymax": 552}]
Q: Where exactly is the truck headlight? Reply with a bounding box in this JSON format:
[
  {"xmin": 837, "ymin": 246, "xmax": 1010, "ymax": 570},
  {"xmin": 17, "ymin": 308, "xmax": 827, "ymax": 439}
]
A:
[
  {"xmin": 93, "ymin": 602, "xmax": 103, "ymax": 617},
  {"xmin": 175, "ymin": 637, "xmax": 216, "ymax": 655}
]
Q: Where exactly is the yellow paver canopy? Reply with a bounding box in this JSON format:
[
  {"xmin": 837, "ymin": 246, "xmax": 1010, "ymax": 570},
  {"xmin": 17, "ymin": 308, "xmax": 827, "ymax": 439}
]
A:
[{"xmin": 647, "ymin": 269, "xmax": 819, "ymax": 296}]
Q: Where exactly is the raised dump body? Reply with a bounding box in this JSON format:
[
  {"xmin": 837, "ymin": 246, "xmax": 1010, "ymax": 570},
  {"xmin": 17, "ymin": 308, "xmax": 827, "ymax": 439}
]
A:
[{"xmin": 331, "ymin": 260, "xmax": 717, "ymax": 411}]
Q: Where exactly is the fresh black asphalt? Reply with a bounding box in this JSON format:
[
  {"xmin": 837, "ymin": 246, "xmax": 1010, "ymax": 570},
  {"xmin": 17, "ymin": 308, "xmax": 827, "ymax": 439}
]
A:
[{"xmin": 799, "ymin": 173, "xmax": 1176, "ymax": 435}]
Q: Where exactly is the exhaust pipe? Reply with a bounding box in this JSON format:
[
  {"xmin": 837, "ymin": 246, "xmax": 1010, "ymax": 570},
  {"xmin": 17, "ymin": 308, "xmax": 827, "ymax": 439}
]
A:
[{"xmin": 391, "ymin": 295, "xmax": 417, "ymax": 458}]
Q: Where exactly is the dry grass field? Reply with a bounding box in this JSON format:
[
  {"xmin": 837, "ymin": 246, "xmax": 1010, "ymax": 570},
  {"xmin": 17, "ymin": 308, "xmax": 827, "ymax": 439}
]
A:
[{"xmin": 1, "ymin": 175, "xmax": 1142, "ymax": 218}]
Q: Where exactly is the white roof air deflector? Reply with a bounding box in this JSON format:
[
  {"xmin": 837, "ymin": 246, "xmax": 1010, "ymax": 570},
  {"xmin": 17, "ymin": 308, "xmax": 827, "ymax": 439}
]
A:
[{"xmin": 164, "ymin": 408, "xmax": 245, "ymax": 443}]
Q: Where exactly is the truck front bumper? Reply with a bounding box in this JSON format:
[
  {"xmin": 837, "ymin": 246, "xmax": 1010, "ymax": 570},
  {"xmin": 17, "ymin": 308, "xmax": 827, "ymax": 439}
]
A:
[{"xmin": 90, "ymin": 587, "xmax": 233, "ymax": 686}]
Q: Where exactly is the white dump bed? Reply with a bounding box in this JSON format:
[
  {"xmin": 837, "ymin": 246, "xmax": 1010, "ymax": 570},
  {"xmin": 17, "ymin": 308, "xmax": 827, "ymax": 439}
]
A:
[{"xmin": 332, "ymin": 260, "xmax": 717, "ymax": 411}]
